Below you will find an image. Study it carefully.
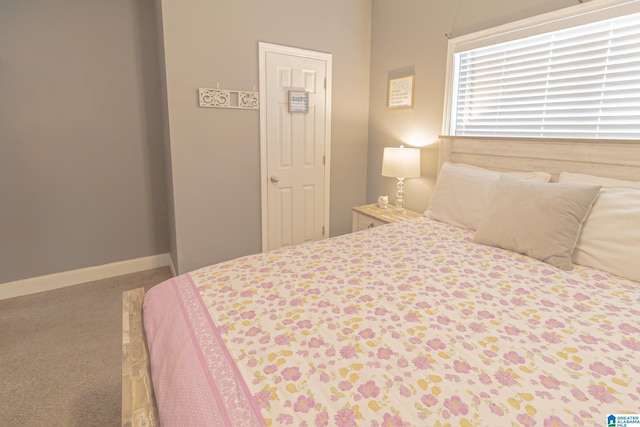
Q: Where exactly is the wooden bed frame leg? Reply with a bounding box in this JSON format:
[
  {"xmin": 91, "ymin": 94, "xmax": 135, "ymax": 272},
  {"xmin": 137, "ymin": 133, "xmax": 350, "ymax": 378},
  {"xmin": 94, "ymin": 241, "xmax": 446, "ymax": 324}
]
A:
[{"xmin": 122, "ymin": 288, "xmax": 159, "ymax": 427}]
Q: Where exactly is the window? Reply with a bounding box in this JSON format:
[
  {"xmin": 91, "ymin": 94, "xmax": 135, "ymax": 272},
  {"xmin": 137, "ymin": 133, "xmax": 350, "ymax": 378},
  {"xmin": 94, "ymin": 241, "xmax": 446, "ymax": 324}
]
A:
[{"xmin": 443, "ymin": 0, "xmax": 640, "ymax": 140}]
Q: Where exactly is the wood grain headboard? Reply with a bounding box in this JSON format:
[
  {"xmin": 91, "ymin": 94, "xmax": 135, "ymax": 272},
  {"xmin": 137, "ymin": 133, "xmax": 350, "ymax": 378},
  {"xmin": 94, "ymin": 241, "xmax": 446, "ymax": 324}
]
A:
[{"xmin": 438, "ymin": 136, "xmax": 640, "ymax": 182}]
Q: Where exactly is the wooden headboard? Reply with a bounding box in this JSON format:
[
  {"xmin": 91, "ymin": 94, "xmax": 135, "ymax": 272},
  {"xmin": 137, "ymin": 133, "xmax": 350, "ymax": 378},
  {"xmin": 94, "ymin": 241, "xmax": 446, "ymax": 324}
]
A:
[{"xmin": 438, "ymin": 136, "xmax": 640, "ymax": 182}]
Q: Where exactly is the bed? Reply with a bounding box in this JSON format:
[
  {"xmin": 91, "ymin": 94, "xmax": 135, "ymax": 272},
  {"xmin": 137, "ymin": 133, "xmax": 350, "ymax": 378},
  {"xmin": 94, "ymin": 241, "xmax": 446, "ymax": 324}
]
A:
[{"xmin": 123, "ymin": 137, "xmax": 640, "ymax": 426}]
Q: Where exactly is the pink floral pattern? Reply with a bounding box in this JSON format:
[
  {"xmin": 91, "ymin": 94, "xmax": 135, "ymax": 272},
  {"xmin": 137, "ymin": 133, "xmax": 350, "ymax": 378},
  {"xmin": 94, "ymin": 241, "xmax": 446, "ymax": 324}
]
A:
[{"xmin": 182, "ymin": 217, "xmax": 640, "ymax": 426}]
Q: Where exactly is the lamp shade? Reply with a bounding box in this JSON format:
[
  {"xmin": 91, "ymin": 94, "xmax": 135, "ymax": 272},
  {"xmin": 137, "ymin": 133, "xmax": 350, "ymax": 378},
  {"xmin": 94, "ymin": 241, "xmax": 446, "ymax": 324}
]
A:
[{"xmin": 381, "ymin": 146, "xmax": 421, "ymax": 178}]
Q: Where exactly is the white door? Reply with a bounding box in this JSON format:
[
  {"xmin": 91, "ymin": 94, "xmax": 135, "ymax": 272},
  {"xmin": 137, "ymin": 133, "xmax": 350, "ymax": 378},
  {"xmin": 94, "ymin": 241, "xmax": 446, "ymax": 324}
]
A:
[{"xmin": 259, "ymin": 43, "xmax": 332, "ymax": 252}]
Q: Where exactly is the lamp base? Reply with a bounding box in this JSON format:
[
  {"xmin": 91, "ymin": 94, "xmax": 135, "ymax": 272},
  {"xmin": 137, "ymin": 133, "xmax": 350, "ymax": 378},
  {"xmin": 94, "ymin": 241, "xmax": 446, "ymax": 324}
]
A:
[{"xmin": 394, "ymin": 177, "xmax": 406, "ymax": 212}]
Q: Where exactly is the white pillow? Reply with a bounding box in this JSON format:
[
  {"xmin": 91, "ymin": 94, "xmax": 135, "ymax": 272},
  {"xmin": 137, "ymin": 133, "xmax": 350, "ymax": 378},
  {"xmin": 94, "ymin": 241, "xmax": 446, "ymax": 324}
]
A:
[
  {"xmin": 473, "ymin": 175, "xmax": 601, "ymax": 271},
  {"xmin": 425, "ymin": 162, "xmax": 551, "ymax": 230},
  {"xmin": 457, "ymin": 162, "xmax": 552, "ymax": 183},
  {"xmin": 559, "ymin": 172, "xmax": 640, "ymax": 282},
  {"xmin": 559, "ymin": 172, "xmax": 640, "ymax": 189}
]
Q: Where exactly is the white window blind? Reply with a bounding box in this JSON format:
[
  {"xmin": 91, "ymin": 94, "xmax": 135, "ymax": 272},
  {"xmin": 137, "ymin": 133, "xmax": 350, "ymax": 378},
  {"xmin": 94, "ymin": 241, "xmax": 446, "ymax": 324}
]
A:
[{"xmin": 448, "ymin": 9, "xmax": 640, "ymax": 140}]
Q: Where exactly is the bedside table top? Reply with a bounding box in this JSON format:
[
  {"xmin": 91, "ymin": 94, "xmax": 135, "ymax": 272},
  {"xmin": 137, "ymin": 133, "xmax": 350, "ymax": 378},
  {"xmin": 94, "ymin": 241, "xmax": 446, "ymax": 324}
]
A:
[{"xmin": 352, "ymin": 203, "xmax": 422, "ymax": 223}]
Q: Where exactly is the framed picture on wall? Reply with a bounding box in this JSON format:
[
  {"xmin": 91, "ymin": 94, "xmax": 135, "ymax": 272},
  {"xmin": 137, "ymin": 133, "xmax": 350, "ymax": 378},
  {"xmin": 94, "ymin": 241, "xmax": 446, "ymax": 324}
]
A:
[
  {"xmin": 388, "ymin": 75, "xmax": 415, "ymax": 110},
  {"xmin": 289, "ymin": 90, "xmax": 309, "ymax": 113}
]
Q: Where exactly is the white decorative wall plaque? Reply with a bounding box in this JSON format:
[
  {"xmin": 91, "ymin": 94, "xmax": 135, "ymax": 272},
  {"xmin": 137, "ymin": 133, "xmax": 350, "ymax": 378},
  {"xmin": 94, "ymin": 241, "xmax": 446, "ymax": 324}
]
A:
[{"xmin": 198, "ymin": 88, "xmax": 259, "ymax": 110}]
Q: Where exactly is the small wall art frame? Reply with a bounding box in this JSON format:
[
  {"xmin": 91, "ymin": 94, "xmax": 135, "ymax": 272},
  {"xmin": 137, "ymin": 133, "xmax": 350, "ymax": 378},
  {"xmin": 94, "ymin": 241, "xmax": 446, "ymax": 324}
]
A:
[
  {"xmin": 288, "ymin": 90, "xmax": 309, "ymax": 113},
  {"xmin": 387, "ymin": 75, "xmax": 415, "ymax": 110}
]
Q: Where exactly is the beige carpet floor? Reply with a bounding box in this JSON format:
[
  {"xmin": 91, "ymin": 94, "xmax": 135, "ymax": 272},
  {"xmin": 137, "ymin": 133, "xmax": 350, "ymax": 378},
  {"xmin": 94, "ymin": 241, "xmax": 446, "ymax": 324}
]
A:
[{"xmin": 0, "ymin": 267, "xmax": 172, "ymax": 427}]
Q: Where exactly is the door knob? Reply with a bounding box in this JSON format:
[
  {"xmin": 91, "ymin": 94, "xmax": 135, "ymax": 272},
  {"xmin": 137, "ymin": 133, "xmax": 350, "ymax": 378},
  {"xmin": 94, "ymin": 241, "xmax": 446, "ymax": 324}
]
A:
[{"xmin": 270, "ymin": 176, "xmax": 279, "ymax": 183}]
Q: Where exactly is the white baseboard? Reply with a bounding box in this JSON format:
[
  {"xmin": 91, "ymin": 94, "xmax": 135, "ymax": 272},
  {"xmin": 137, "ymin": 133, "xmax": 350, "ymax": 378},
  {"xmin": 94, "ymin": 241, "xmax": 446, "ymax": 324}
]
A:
[{"xmin": 0, "ymin": 253, "xmax": 175, "ymax": 301}]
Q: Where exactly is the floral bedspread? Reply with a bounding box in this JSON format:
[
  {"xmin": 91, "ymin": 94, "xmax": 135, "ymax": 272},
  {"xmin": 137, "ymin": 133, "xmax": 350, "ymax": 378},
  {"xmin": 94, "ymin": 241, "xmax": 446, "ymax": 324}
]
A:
[{"xmin": 149, "ymin": 217, "xmax": 640, "ymax": 426}]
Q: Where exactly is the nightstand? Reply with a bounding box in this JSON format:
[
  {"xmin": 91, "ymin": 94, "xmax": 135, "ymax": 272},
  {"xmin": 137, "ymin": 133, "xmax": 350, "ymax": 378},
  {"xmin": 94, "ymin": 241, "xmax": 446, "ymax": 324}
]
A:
[{"xmin": 351, "ymin": 204, "xmax": 422, "ymax": 232}]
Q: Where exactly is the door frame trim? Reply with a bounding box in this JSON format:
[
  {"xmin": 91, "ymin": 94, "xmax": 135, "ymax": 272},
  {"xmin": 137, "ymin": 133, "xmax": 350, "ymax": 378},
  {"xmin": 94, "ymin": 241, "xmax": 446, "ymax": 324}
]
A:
[{"xmin": 258, "ymin": 42, "xmax": 332, "ymax": 252}]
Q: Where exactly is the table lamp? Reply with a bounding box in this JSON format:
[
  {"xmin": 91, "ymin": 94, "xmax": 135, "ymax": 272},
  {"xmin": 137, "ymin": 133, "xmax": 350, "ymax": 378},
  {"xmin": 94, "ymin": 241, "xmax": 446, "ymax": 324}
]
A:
[{"xmin": 381, "ymin": 145, "xmax": 421, "ymax": 211}]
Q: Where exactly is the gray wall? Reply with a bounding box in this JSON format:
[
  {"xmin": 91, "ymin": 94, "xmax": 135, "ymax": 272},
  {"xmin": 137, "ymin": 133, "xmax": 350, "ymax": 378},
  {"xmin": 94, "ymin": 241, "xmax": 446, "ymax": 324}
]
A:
[
  {"xmin": 0, "ymin": 0, "xmax": 582, "ymax": 284},
  {"xmin": 367, "ymin": 0, "xmax": 579, "ymax": 214},
  {"xmin": 0, "ymin": 0, "xmax": 168, "ymax": 283},
  {"xmin": 157, "ymin": 0, "xmax": 372, "ymax": 274}
]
